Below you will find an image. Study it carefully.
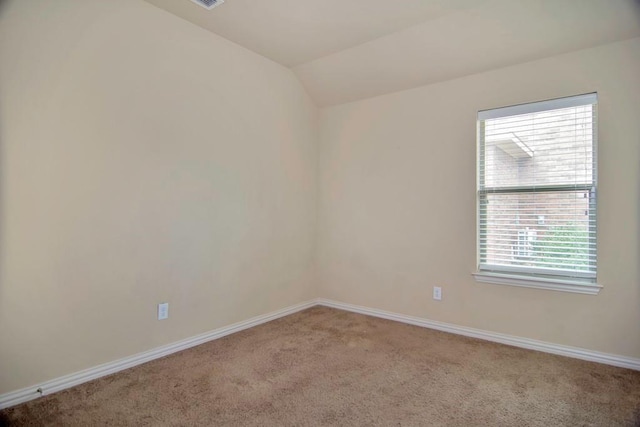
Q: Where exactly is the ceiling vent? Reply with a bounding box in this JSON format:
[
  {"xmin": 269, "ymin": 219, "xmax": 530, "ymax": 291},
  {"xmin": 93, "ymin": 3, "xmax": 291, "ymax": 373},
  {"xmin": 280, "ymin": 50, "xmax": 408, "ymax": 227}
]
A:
[{"xmin": 190, "ymin": 0, "xmax": 225, "ymax": 10}]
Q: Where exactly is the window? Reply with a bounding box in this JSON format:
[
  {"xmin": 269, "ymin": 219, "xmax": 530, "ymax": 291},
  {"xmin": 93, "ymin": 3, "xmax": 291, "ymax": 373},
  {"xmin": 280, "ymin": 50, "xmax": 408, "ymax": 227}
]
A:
[{"xmin": 474, "ymin": 93, "xmax": 601, "ymax": 294}]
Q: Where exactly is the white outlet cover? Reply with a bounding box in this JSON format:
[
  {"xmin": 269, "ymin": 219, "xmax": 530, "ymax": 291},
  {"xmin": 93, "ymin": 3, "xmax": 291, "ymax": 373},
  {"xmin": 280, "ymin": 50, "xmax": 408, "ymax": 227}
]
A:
[
  {"xmin": 158, "ymin": 303, "xmax": 169, "ymax": 320},
  {"xmin": 433, "ymin": 287, "xmax": 442, "ymax": 301}
]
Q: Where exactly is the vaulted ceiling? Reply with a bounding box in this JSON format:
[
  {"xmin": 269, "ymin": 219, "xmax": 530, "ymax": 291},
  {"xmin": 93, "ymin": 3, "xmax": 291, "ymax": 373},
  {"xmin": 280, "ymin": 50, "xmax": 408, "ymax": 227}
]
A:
[{"xmin": 145, "ymin": 0, "xmax": 640, "ymax": 106}]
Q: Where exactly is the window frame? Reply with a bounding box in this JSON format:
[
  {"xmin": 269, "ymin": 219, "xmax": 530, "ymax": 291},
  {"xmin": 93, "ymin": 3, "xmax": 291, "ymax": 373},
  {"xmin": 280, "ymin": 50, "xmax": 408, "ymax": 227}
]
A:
[{"xmin": 474, "ymin": 93, "xmax": 602, "ymax": 295}]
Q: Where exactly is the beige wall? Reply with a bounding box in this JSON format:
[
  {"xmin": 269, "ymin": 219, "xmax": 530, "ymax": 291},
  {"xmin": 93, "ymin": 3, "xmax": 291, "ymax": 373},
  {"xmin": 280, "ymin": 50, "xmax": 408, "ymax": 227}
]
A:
[
  {"xmin": 0, "ymin": 0, "xmax": 318, "ymax": 394},
  {"xmin": 318, "ymin": 38, "xmax": 640, "ymax": 359}
]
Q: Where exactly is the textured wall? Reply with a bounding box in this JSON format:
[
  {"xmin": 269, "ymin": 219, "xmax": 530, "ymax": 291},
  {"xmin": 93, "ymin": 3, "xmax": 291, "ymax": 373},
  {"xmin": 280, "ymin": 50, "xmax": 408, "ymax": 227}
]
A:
[{"xmin": 0, "ymin": 0, "xmax": 318, "ymax": 394}]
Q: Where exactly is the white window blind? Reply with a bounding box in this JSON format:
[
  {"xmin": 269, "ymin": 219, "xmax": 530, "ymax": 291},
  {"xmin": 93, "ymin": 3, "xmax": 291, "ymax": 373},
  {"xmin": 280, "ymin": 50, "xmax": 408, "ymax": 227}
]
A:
[{"xmin": 477, "ymin": 93, "xmax": 597, "ymax": 283}]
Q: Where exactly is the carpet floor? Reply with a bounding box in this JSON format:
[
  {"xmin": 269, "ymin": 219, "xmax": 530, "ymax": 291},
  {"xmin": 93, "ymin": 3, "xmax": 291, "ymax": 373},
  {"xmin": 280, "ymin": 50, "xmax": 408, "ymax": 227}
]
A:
[{"xmin": 1, "ymin": 306, "xmax": 639, "ymax": 426}]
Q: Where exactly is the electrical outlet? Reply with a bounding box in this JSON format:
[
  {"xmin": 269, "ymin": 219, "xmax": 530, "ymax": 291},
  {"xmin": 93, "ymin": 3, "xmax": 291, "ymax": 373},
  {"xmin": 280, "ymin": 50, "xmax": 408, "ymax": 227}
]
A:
[
  {"xmin": 158, "ymin": 302, "xmax": 169, "ymax": 320},
  {"xmin": 433, "ymin": 286, "xmax": 442, "ymax": 301}
]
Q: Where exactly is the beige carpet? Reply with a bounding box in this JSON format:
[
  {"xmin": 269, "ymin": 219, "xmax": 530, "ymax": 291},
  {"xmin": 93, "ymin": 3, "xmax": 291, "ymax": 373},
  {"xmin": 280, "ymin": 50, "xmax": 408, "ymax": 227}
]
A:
[{"xmin": 1, "ymin": 306, "xmax": 639, "ymax": 426}]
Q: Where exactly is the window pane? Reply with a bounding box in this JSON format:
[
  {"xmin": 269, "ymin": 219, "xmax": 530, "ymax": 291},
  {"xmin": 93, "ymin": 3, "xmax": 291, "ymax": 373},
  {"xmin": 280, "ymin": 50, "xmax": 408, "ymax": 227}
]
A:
[
  {"xmin": 480, "ymin": 191, "xmax": 594, "ymax": 274},
  {"xmin": 481, "ymin": 105, "xmax": 593, "ymax": 189}
]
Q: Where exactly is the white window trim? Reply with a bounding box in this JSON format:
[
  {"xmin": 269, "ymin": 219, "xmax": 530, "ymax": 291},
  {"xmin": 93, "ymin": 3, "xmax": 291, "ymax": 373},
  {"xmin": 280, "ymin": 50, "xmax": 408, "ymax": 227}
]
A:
[
  {"xmin": 476, "ymin": 93, "xmax": 599, "ymax": 294},
  {"xmin": 472, "ymin": 271, "xmax": 603, "ymax": 295},
  {"xmin": 478, "ymin": 93, "xmax": 597, "ymax": 120}
]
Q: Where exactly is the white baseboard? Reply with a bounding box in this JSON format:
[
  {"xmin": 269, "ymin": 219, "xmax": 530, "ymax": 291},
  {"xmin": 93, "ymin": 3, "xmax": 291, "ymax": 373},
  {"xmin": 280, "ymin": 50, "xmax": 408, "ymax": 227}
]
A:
[
  {"xmin": 316, "ymin": 298, "xmax": 640, "ymax": 371},
  {"xmin": 0, "ymin": 300, "xmax": 317, "ymax": 410},
  {"xmin": 3, "ymin": 297, "xmax": 639, "ymax": 410}
]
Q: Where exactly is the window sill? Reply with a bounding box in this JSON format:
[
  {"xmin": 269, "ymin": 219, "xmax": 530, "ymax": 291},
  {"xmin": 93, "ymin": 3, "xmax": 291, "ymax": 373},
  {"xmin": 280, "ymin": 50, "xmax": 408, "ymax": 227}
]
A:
[{"xmin": 472, "ymin": 271, "xmax": 602, "ymax": 295}]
